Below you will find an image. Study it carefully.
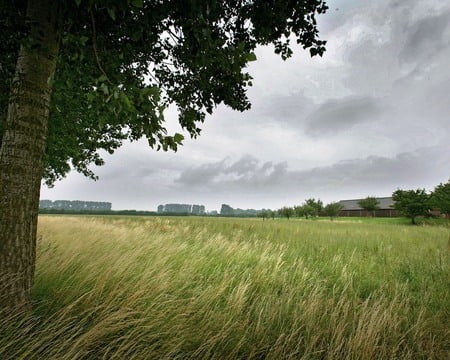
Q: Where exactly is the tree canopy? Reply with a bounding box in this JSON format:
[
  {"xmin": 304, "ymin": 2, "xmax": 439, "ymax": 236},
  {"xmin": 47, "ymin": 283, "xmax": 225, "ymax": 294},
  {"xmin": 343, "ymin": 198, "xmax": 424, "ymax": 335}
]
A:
[
  {"xmin": 278, "ymin": 206, "xmax": 294, "ymax": 220},
  {"xmin": 357, "ymin": 196, "xmax": 380, "ymax": 216},
  {"xmin": 0, "ymin": 0, "xmax": 328, "ymax": 311},
  {"xmin": 429, "ymin": 180, "xmax": 450, "ymax": 217},
  {"xmin": 323, "ymin": 202, "xmax": 343, "ymax": 220},
  {"xmin": 1, "ymin": 0, "xmax": 328, "ymax": 185},
  {"xmin": 392, "ymin": 189, "xmax": 430, "ymax": 225}
]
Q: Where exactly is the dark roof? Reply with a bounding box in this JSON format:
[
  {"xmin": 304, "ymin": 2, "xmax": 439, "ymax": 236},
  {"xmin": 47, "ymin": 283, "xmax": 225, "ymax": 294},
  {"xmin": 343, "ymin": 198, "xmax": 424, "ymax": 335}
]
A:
[{"xmin": 338, "ymin": 197, "xmax": 394, "ymax": 210}]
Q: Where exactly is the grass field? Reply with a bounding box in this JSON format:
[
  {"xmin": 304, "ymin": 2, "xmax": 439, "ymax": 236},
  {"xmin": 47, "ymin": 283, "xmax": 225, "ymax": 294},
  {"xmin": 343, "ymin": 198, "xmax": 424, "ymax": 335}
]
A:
[{"xmin": 1, "ymin": 216, "xmax": 449, "ymax": 359}]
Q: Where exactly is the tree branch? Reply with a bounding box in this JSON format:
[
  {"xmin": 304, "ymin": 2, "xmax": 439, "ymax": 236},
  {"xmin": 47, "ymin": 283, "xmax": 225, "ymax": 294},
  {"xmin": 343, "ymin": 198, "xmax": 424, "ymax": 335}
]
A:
[{"xmin": 89, "ymin": 10, "xmax": 111, "ymax": 83}]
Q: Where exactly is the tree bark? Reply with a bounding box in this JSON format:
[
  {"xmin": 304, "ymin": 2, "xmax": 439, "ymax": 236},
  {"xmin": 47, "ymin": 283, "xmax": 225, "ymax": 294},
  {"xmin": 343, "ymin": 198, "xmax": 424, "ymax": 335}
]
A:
[{"xmin": 0, "ymin": 0, "xmax": 61, "ymax": 312}]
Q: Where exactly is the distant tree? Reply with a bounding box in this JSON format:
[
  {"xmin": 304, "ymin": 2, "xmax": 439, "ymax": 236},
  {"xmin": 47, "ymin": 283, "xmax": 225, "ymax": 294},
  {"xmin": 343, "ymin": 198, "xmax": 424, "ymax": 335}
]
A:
[
  {"xmin": 268, "ymin": 210, "xmax": 276, "ymax": 220},
  {"xmin": 303, "ymin": 204, "xmax": 317, "ymax": 218},
  {"xmin": 278, "ymin": 206, "xmax": 294, "ymax": 220},
  {"xmin": 357, "ymin": 196, "xmax": 380, "ymax": 217},
  {"xmin": 258, "ymin": 210, "xmax": 269, "ymax": 221},
  {"xmin": 323, "ymin": 202, "xmax": 344, "ymax": 220},
  {"xmin": 392, "ymin": 189, "xmax": 430, "ymax": 225},
  {"xmin": 294, "ymin": 205, "xmax": 305, "ymax": 218},
  {"xmin": 304, "ymin": 198, "xmax": 323, "ymax": 217},
  {"xmin": 429, "ymin": 180, "xmax": 450, "ymax": 218}
]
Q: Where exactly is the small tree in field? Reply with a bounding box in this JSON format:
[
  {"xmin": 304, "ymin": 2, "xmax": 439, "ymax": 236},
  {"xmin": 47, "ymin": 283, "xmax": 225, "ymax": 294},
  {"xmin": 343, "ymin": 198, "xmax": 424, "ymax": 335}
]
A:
[
  {"xmin": 258, "ymin": 210, "xmax": 269, "ymax": 221},
  {"xmin": 323, "ymin": 202, "xmax": 343, "ymax": 221},
  {"xmin": 430, "ymin": 180, "xmax": 450, "ymax": 218},
  {"xmin": 268, "ymin": 210, "xmax": 276, "ymax": 220},
  {"xmin": 294, "ymin": 205, "xmax": 305, "ymax": 218},
  {"xmin": 305, "ymin": 198, "xmax": 323, "ymax": 217},
  {"xmin": 392, "ymin": 189, "xmax": 430, "ymax": 225},
  {"xmin": 301, "ymin": 204, "xmax": 316, "ymax": 218},
  {"xmin": 279, "ymin": 207, "xmax": 294, "ymax": 220},
  {"xmin": 357, "ymin": 196, "xmax": 380, "ymax": 217}
]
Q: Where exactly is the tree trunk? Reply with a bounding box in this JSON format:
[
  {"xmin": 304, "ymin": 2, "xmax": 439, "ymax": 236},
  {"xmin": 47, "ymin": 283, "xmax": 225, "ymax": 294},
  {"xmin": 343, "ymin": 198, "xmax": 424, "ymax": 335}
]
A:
[{"xmin": 0, "ymin": 0, "xmax": 61, "ymax": 312}]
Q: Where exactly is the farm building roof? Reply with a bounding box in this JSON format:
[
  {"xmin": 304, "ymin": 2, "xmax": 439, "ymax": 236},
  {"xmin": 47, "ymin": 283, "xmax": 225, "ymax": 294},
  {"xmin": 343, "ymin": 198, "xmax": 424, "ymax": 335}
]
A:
[{"xmin": 338, "ymin": 197, "xmax": 394, "ymax": 211}]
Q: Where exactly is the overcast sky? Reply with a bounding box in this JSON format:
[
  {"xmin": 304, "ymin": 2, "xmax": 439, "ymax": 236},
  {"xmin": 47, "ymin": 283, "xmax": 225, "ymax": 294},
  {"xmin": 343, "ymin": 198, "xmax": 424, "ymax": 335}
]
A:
[{"xmin": 41, "ymin": 0, "xmax": 450, "ymax": 212}]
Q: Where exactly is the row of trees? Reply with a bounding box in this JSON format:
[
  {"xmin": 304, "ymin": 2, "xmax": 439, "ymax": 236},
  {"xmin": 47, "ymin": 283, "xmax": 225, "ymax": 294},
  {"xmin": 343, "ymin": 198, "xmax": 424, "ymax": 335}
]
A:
[
  {"xmin": 258, "ymin": 198, "xmax": 344, "ymax": 221},
  {"xmin": 392, "ymin": 180, "xmax": 450, "ymax": 224},
  {"xmin": 257, "ymin": 179, "xmax": 450, "ymax": 224},
  {"xmin": 39, "ymin": 200, "xmax": 112, "ymax": 211},
  {"xmin": 220, "ymin": 204, "xmax": 262, "ymax": 217}
]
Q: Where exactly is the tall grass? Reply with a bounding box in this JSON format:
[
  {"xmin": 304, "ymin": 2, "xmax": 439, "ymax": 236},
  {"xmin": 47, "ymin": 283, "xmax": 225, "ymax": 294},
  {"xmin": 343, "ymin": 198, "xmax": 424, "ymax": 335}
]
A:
[{"xmin": 1, "ymin": 216, "xmax": 448, "ymax": 359}]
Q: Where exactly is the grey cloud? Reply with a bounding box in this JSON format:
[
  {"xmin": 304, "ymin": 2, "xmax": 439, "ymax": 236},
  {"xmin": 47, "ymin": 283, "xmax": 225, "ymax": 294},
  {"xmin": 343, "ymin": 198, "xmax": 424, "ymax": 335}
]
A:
[
  {"xmin": 255, "ymin": 91, "xmax": 315, "ymax": 124},
  {"xmin": 176, "ymin": 144, "xmax": 449, "ymax": 198},
  {"xmin": 394, "ymin": 76, "xmax": 450, "ymax": 129},
  {"xmin": 176, "ymin": 155, "xmax": 288, "ymax": 188},
  {"xmin": 170, "ymin": 158, "xmax": 228, "ymax": 186},
  {"xmin": 399, "ymin": 10, "xmax": 450, "ymax": 63},
  {"xmin": 342, "ymin": 2, "xmax": 450, "ymax": 95},
  {"xmin": 287, "ymin": 144, "xmax": 450, "ymax": 195},
  {"xmin": 305, "ymin": 96, "xmax": 382, "ymax": 136},
  {"xmin": 176, "ymin": 144, "xmax": 450, "ymax": 206}
]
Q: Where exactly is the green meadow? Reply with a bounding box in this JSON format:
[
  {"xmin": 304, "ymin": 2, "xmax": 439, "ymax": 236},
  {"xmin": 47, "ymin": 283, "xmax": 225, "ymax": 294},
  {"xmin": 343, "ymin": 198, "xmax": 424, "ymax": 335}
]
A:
[{"xmin": 1, "ymin": 216, "xmax": 449, "ymax": 359}]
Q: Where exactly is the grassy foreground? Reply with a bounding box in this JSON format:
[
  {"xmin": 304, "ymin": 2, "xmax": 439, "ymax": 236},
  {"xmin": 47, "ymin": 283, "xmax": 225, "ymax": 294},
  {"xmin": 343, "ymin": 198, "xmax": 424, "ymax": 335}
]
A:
[{"xmin": 1, "ymin": 216, "xmax": 449, "ymax": 359}]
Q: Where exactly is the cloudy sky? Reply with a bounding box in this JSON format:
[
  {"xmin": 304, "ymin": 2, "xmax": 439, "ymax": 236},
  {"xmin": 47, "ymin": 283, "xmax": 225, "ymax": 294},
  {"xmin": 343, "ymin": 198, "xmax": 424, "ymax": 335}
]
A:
[{"xmin": 41, "ymin": 0, "xmax": 450, "ymax": 212}]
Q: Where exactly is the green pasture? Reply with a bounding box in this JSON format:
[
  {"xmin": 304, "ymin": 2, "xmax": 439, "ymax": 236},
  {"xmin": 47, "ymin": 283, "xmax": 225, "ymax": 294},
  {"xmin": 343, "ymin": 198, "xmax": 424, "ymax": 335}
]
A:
[{"xmin": 1, "ymin": 216, "xmax": 448, "ymax": 359}]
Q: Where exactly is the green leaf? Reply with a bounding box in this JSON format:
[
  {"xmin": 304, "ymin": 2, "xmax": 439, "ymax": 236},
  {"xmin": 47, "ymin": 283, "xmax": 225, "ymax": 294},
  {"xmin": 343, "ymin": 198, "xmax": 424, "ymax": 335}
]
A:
[
  {"xmin": 246, "ymin": 52, "xmax": 257, "ymax": 62},
  {"xmin": 143, "ymin": 86, "xmax": 160, "ymax": 101},
  {"xmin": 107, "ymin": 8, "xmax": 116, "ymax": 21},
  {"xmin": 131, "ymin": 0, "xmax": 143, "ymax": 8},
  {"xmin": 100, "ymin": 83, "xmax": 109, "ymax": 95},
  {"xmin": 74, "ymin": 0, "xmax": 82, "ymax": 6},
  {"xmin": 174, "ymin": 133, "xmax": 184, "ymax": 143},
  {"xmin": 120, "ymin": 92, "xmax": 133, "ymax": 111},
  {"xmin": 131, "ymin": 30, "xmax": 141, "ymax": 42},
  {"xmin": 79, "ymin": 36, "xmax": 89, "ymax": 45}
]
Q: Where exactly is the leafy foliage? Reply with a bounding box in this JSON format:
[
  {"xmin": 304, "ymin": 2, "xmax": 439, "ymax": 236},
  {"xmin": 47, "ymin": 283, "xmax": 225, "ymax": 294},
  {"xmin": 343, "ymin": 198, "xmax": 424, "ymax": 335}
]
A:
[
  {"xmin": 293, "ymin": 198, "xmax": 323, "ymax": 218},
  {"xmin": 323, "ymin": 202, "xmax": 343, "ymax": 220},
  {"xmin": 392, "ymin": 189, "xmax": 430, "ymax": 225},
  {"xmin": 278, "ymin": 206, "xmax": 294, "ymax": 220},
  {"xmin": 304, "ymin": 198, "xmax": 323, "ymax": 217},
  {"xmin": 357, "ymin": 196, "xmax": 380, "ymax": 216},
  {"xmin": 429, "ymin": 180, "xmax": 450, "ymax": 217},
  {"xmin": 294, "ymin": 205, "xmax": 305, "ymax": 218},
  {"xmin": 257, "ymin": 210, "xmax": 269, "ymax": 220},
  {"xmin": 1, "ymin": 0, "xmax": 328, "ymax": 185}
]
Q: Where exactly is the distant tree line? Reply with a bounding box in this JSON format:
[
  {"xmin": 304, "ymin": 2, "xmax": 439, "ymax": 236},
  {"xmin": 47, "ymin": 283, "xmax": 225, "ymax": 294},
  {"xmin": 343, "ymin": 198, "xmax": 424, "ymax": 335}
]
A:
[
  {"xmin": 38, "ymin": 209, "xmax": 193, "ymax": 217},
  {"xmin": 218, "ymin": 199, "xmax": 345, "ymax": 221},
  {"xmin": 158, "ymin": 204, "xmax": 205, "ymax": 215},
  {"xmin": 256, "ymin": 179, "xmax": 450, "ymax": 224},
  {"xmin": 39, "ymin": 200, "xmax": 112, "ymax": 211},
  {"xmin": 219, "ymin": 204, "xmax": 267, "ymax": 217},
  {"xmin": 267, "ymin": 198, "xmax": 343, "ymax": 221},
  {"xmin": 39, "ymin": 180, "xmax": 449, "ymax": 224}
]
